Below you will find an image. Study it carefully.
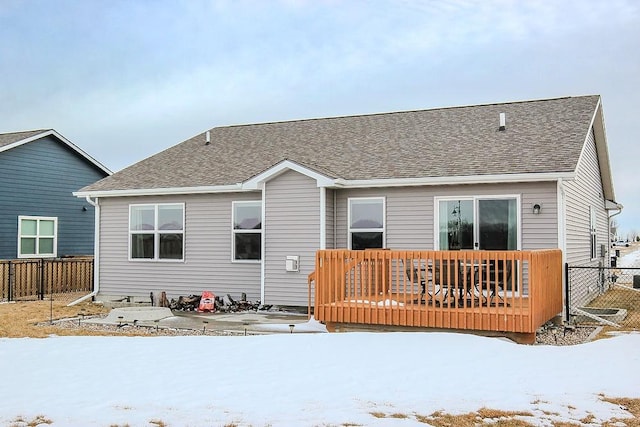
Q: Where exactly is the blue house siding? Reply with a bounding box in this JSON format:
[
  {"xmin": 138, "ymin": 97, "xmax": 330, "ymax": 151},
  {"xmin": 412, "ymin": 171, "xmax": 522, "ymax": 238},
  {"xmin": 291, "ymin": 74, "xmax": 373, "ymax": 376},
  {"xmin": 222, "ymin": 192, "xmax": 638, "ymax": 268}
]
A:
[{"xmin": 0, "ymin": 135, "xmax": 108, "ymax": 259}]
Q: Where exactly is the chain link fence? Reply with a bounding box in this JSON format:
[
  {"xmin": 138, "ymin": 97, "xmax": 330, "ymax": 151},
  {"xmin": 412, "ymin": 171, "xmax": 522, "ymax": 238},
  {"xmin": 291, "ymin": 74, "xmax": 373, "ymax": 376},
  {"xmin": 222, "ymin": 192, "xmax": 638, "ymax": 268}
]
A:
[{"xmin": 566, "ymin": 258, "xmax": 640, "ymax": 329}]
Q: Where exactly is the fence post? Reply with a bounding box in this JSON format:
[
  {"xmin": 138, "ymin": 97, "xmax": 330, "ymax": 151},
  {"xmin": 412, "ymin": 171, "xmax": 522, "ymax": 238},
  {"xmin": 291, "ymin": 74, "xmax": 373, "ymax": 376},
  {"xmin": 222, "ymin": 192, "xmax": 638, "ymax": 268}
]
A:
[
  {"xmin": 8, "ymin": 260, "xmax": 14, "ymax": 302},
  {"xmin": 90, "ymin": 258, "xmax": 95, "ymax": 294},
  {"xmin": 564, "ymin": 262, "xmax": 570, "ymax": 323},
  {"xmin": 38, "ymin": 259, "xmax": 44, "ymax": 300}
]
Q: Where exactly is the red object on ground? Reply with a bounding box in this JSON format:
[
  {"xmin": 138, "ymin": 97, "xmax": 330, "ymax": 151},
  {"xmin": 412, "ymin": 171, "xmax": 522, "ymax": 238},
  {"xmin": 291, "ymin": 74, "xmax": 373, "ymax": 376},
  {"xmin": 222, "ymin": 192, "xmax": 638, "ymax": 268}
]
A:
[{"xmin": 197, "ymin": 291, "xmax": 216, "ymax": 312}]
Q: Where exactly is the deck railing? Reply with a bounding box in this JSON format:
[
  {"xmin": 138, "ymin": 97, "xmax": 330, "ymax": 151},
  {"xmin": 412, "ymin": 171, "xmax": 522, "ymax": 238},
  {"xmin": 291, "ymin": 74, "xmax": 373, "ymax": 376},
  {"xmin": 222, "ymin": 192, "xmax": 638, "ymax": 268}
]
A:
[{"xmin": 308, "ymin": 249, "xmax": 562, "ymax": 335}]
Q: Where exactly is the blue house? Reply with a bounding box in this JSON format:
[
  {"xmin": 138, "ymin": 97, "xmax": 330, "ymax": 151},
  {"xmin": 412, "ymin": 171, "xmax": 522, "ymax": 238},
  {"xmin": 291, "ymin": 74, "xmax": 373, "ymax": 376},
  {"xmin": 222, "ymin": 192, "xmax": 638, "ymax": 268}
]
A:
[{"xmin": 0, "ymin": 129, "xmax": 111, "ymax": 259}]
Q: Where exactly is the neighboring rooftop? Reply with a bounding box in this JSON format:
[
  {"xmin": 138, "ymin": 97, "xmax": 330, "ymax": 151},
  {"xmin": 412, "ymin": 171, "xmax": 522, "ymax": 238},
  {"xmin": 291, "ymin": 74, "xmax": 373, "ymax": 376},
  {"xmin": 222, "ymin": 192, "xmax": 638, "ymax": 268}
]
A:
[
  {"xmin": 0, "ymin": 129, "xmax": 112, "ymax": 175},
  {"xmin": 0, "ymin": 129, "xmax": 49, "ymax": 149},
  {"xmin": 80, "ymin": 95, "xmax": 602, "ymax": 192}
]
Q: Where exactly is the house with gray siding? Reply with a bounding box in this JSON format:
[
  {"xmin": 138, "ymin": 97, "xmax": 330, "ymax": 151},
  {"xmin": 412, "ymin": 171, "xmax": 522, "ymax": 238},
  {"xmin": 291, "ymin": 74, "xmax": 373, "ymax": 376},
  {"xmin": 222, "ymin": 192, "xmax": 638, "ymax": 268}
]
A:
[
  {"xmin": 0, "ymin": 129, "xmax": 111, "ymax": 259},
  {"xmin": 75, "ymin": 95, "xmax": 621, "ymax": 308}
]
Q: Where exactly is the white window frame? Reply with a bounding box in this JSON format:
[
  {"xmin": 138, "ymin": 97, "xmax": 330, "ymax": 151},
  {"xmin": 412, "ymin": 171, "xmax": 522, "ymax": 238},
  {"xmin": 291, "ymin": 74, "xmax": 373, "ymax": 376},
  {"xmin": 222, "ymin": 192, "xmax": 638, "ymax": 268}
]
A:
[
  {"xmin": 348, "ymin": 197, "xmax": 386, "ymax": 250},
  {"xmin": 128, "ymin": 203, "xmax": 185, "ymax": 262},
  {"xmin": 590, "ymin": 206, "xmax": 597, "ymax": 260},
  {"xmin": 17, "ymin": 216, "xmax": 58, "ymax": 258},
  {"xmin": 232, "ymin": 200, "xmax": 262, "ymax": 263},
  {"xmin": 434, "ymin": 195, "xmax": 522, "ymax": 250}
]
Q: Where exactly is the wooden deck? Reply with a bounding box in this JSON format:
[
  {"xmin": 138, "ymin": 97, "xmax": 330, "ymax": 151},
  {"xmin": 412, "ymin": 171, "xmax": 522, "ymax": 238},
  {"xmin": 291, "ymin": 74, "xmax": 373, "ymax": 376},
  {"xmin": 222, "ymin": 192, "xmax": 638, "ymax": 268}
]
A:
[{"xmin": 308, "ymin": 249, "xmax": 562, "ymax": 342}]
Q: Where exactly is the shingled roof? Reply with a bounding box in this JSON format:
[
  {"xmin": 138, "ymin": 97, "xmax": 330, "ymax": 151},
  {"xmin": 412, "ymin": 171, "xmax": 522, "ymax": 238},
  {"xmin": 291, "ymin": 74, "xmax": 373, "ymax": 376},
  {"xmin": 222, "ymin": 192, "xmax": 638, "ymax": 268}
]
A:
[
  {"xmin": 0, "ymin": 129, "xmax": 112, "ymax": 175},
  {"xmin": 80, "ymin": 95, "xmax": 602, "ymax": 194},
  {"xmin": 0, "ymin": 129, "xmax": 48, "ymax": 149}
]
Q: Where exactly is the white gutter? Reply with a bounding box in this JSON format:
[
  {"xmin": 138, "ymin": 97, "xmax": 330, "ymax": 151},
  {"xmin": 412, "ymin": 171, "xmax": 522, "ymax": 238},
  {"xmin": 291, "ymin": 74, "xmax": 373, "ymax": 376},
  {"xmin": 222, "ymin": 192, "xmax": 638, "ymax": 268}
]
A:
[
  {"xmin": 73, "ymin": 183, "xmax": 244, "ymax": 198},
  {"xmin": 74, "ymin": 171, "xmax": 578, "ymax": 199},
  {"xmin": 68, "ymin": 196, "xmax": 100, "ymax": 306},
  {"xmin": 334, "ymin": 171, "xmax": 576, "ymax": 188}
]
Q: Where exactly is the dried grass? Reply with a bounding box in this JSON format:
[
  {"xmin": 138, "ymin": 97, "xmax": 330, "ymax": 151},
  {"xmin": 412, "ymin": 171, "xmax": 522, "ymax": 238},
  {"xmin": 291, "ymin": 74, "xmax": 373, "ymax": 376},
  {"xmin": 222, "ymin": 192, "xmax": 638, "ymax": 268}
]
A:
[
  {"xmin": 587, "ymin": 286, "xmax": 640, "ymax": 340},
  {"xmin": 8, "ymin": 415, "xmax": 53, "ymax": 427},
  {"xmin": 415, "ymin": 409, "xmax": 535, "ymax": 426},
  {"xmin": 601, "ymin": 396, "xmax": 640, "ymax": 427},
  {"xmin": 1, "ymin": 298, "xmax": 119, "ymax": 338}
]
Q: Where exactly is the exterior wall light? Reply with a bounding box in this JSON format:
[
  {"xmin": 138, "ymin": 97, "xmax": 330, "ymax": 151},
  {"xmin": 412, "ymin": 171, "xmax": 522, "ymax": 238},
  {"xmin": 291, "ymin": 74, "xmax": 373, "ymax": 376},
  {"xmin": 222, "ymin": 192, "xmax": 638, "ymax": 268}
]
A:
[{"xmin": 533, "ymin": 203, "xmax": 541, "ymax": 214}]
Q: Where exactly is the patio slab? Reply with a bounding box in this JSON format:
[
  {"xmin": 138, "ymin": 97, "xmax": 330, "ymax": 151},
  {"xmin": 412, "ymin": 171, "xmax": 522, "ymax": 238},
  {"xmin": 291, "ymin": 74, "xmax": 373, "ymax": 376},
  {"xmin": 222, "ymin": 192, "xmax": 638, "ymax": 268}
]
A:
[{"xmin": 86, "ymin": 307, "xmax": 327, "ymax": 334}]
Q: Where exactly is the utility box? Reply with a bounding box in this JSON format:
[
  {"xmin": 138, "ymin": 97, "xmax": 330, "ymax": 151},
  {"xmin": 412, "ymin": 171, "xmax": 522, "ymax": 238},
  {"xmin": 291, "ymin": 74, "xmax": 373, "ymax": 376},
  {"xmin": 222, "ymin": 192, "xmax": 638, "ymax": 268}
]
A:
[
  {"xmin": 611, "ymin": 256, "xmax": 617, "ymax": 267},
  {"xmin": 634, "ymin": 275, "xmax": 640, "ymax": 289},
  {"xmin": 285, "ymin": 256, "xmax": 300, "ymax": 272}
]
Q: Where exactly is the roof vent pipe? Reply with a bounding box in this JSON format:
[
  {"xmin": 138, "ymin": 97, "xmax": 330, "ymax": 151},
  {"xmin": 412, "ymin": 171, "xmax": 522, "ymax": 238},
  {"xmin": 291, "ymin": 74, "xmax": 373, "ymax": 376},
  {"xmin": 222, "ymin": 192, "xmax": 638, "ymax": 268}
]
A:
[
  {"xmin": 499, "ymin": 113, "xmax": 506, "ymax": 131},
  {"xmin": 205, "ymin": 130, "xmax": 211, "ymax": 145}
]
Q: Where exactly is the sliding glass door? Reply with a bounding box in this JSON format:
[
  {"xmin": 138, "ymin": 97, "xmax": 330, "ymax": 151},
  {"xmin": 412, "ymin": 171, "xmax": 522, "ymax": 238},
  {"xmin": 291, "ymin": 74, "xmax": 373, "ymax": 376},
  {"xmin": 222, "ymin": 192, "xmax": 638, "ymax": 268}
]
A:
[{"xmin": 438, "ymin": 197, "xmax": 519, "ymax": 250}]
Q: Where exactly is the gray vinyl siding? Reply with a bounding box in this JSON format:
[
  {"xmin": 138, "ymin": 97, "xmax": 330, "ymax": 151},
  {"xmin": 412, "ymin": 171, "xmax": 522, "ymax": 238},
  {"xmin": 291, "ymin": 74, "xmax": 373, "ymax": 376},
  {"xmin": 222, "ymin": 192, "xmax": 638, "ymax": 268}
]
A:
[
  {"xmin": 0, "ymin": 136, "xmax": 107, "ymax": 259},
  {"xmin": 264, "ymin": 170, "xmax": 320, "ymax": 306},
  {"xmin": 334, "ymin": 182, "xmax": 558, "ymax": 250},
  {"xmin": 564, "ymin": 127, "xmax": 608, "ymax": 267},
  {"xmin": 97, "ymin": 193, "xmax": 261, "ymax": 302},
  {"xmin": 325, "ymin": 189, "xmax": 335, "ymax": 249}
]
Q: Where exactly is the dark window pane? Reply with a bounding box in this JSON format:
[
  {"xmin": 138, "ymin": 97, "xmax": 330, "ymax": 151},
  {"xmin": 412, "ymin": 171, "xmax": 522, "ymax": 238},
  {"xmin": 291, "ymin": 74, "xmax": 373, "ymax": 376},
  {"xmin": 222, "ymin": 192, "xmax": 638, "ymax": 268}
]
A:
[
  {"xmin": 160, "ymin": 234, "xmax": 183, "ymax": 259},
  {"xmin": 234, "ymin": 233, "xmax": 261, "ymax": 260},
  {"xmin": 351, "ymin": 232, "xmax": 383, "ymax": 250},
  {"xmin": 131, "ymin": 234, "xmax": 154, "ymax": 258},
  {"xmin": 478, "ymin": 199, "xmax": 517, "ymax": 250}
]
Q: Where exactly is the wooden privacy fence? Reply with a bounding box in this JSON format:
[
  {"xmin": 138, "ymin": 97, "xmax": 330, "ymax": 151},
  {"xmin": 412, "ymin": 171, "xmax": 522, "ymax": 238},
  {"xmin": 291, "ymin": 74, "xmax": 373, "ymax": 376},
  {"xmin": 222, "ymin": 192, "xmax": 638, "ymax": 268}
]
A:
[
  {"xmin": 308, "ymin": 249, "xmax": 563, "ymax": 338},
  {"xmin": 0, "ymin": 257, "xmax": 94, "ymax": 301}
]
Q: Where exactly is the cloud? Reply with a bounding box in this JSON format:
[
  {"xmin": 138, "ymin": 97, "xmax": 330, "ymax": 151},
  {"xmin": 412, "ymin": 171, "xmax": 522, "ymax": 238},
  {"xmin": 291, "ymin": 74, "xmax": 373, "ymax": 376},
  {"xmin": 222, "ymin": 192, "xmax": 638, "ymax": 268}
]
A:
[{"xmin": 0, "ymin": 0, "xmax": 639, "ymax": 228}]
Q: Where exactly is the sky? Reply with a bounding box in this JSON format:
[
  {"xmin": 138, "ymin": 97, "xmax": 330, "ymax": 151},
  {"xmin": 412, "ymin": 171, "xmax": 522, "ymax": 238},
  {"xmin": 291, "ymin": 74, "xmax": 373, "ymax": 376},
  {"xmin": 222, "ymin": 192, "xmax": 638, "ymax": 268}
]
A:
[
  {"xmin": 0, "ymin": 0, "xmax": 639, "ymax": 233},
  {"xmin": 0, "ymin": 331, "xmax": 639, "ymax": 426}
]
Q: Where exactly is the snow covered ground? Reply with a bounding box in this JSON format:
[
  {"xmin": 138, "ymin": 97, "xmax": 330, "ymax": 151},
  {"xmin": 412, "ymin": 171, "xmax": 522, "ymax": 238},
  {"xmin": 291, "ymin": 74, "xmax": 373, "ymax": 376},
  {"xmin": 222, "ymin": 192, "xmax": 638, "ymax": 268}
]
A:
[
  {"xmin": 617, "ymin": 244, "xmax": 640, "ymax": 267},
  {"xmin": 2, "ymin": 248, "xmax": 639, "ymax": 427},
  {"xmin": 0, "ymin": 332, "xmax": 639, "ymax": 426}
]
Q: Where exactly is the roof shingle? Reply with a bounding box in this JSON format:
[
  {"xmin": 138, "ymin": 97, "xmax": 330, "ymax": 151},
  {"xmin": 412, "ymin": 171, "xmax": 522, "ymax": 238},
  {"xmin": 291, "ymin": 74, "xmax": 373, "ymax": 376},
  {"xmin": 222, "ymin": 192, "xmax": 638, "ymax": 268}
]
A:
[
  {"xmin": 82, "ymin": 95, "xmax": 600, "ymax": 192},
  {"xmin": 0, "ymin": 129, "xmax": 50, "ymax": 149}
]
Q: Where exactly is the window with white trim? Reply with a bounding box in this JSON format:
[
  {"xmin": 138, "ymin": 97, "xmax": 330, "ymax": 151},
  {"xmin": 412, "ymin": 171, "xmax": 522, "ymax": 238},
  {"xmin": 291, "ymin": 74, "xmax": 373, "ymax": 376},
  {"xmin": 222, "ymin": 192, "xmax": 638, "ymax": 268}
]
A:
[
  {"xmin": 590, "ymin": 206, "xmax": 597, "ymax": 259},
  {"xmin": 348, "ymin": 197, "xmax": 385, "ymax": 249},
  {"xmin": 18, "ymin": 216, "xmax": 57, "ymax": 258},
  {"xmin": 129, "ymin": 204, "xmax": 184, "ymax": 261},
  {"xmin": 232, "ymin": 201, "xmax": 262, "ymax": 261}
]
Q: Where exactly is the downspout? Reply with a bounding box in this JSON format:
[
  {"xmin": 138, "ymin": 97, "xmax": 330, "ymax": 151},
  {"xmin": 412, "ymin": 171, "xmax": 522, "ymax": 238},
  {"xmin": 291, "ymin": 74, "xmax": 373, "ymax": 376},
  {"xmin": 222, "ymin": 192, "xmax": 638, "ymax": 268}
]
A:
[
  {"xmin": 333, "ymin": 191, "xmax": 337, "ymax": 249},
  {"xmin": 69, "ymin": 196, "xmax": 100, "ymax": 306},
  {"xmin": 557, "ymin": 179, "xmax": 568, "ymax": 322},
  {"xmin": 557, "ymin": 179, "xmax": 567, "ymax": 264},
  {"xmin": 607, "ymin": 203, "xmax": 623, "ymax": 266},
  {"xmin": 608, "ymin": 205, "xmax": 623, "ymax": 226},
  {"xmin": 320, "ymin": 187, "xmax": 326, "ymax": 249},
  {"xmin": 260, "ymin": 184, "xmax": 266, "ymax": 304}
]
